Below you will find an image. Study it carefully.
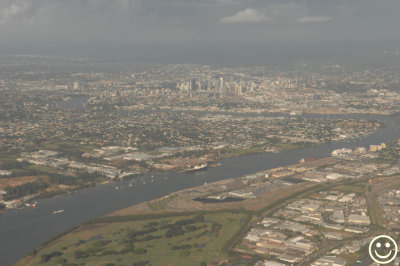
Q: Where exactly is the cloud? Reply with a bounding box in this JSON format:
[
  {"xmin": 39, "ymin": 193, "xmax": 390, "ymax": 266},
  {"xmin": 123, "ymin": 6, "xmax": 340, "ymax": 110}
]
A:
[
  {"xmin": 0, "ymin": 0, "xmax": 143, "ymax": 26},
  {"xmin": 220, "ymin": 3, "xmax": 308, "ymax": 24},
  {"xmin": 298, "ymin": 16, "xmax": 332, "ymax": 23},
  {"xmin": 0, "ymin": 0, "xmax": 34, "ymax": 24},
  {"xmin": 217, "ymin": 0, "xmax": 236, "ymax": 4},
  {"xmin": 0, "ymin": 0, "xmax": 399, "ymax": 63},
  {"xmin": 220, "ymin": 8, "xmax": 270, "ymax": 24}
]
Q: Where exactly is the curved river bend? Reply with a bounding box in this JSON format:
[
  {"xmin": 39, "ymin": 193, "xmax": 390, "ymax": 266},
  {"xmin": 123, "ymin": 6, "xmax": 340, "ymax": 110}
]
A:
[{"xmin": 0, "ymin": 113, "xmax": 399, "ymax": 266}]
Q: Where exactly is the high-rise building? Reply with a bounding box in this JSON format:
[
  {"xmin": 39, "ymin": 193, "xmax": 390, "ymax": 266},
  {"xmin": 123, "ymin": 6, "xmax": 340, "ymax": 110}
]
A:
[
  {"xmin": 197, "ymin": 80, "xmax": 202, "ymax": 91},
  {"xmin": 73, "ymin": 81, "xmax": 79, "ymax": 90},
  {"xmin": 207, "ymin": 76, "xmax": 212, "ymax": 91},
  {"xmin": 234, "ymin": 82, "xmax": 242, "ymax": 95},
  {"xmin": 190, "ymin": 78, "xmax": 197, "ymax": 91},
  {"xmin": 219, "ymin": 77, "xmax": 224, "ymax": 93},
  {"xmin": 127, "ymin": 133, "xmax": 133, "ymax": 147}
]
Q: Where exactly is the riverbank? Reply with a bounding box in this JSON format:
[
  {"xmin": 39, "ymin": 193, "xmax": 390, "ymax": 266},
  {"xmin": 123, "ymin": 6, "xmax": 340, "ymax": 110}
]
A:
[
  {"xmin": 16, "ymin": 143, "xmax": 400, "ymax": 266},
  {"xmin": 16, "ymin": 156, "xmax": 328, "ymax": 265},
  {"xmin": 0, "ymin": 135, "xmax": 353, "ymax": 213},
  {"xmin": 15, "ymin": 154, "xmax": 353, "ymax": 266},
  {"xmin": 0, "ymin": 113, "xmax": 398, "ymax": 266}
]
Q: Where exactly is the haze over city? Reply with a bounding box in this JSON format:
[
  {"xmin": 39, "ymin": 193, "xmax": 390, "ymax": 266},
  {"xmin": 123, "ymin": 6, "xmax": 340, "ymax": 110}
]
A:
[{"xmin": 1, "ymin": 0, "xmax": 400, "ymax": 63}]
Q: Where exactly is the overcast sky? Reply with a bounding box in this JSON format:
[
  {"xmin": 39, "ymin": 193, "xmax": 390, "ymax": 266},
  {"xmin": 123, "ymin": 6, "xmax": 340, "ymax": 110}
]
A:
[{"xmin": 1, "ymin": 0, "xmax": 399, "ymax": 63}]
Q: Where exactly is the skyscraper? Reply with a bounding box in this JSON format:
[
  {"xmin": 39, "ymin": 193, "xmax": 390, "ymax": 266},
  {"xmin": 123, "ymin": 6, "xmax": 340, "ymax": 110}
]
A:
[
  {"xmin": 207, "ymin": 76, "xmax": 212, "ymax": 91},
  {"xmin": 73, "ymin": 81, "xmax": 79, "ymax": 90},
  {"xmin": 190, "ymin": 78, "xmax": 197, "ymax": 91},
  {"xmin": 219, "ymin": 77, "xmax": 224, "ymax": 93}
]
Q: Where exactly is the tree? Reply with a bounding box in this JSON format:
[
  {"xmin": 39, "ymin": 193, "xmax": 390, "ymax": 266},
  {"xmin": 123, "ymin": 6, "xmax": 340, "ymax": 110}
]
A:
[
  {"xmin": 165, "ymin": 225, "xmax": 184, "ymax": 238},
  {"xmin": 26, "ymin": 248, "xmax": 37, "ymax": 257},
  {"xmin": 179, "ymin": 250, "xmax": 190, "ymax": 257},
  {"xmin": 4, "ymin": 181, "xmax": 48, "ymax": 200},
  {"xmin": 49, "ymin": 174, "xmax": 78, "ymax": 185},
  {"xmin": 132, "ymin": 260, "xmax": 149, "ymax": 266},
  {"xmin": 194, "ymin": 213, "xmax": 204, "ymax": 223},
  {"xmin": 134, "ymin": 248, "xmax": 147, "ymax": 254}
]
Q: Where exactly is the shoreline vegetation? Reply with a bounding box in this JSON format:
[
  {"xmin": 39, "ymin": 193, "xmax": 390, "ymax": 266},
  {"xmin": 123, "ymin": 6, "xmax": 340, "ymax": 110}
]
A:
[
  {"xmin": 16, "ymin": 163, "xmax": 324, "ymax": 266},
  {"xmin": 14, "ymin": 137, "xmax": 400, "ymax": 265},
  {"xmin": 0, "ymin": 116, "xmax": 383, "ymax": 212},
  {"xmin": 17, "ymin": 161, "xmax": 400, "ymax": 265}
]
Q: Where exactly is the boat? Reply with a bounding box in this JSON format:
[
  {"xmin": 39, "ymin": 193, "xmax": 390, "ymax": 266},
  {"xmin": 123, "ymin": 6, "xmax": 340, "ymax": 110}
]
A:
[
  {"xmin": 183, "ymin": 163, "xmax": 208, "ymax": 173},
  {"xmin": 25, "ymin": 201, "xmax": 38, "ymax": 208},
  {"xmin": 210, "ymin": 162, "xmax": 221, "ymax": 168},
  {"xmin": 53, "ymin": 209, "xmax": 64, "ymax": 215},
  {"xmin": 299, "ymin": 157, "xmax": 318, "ymax": 164}
]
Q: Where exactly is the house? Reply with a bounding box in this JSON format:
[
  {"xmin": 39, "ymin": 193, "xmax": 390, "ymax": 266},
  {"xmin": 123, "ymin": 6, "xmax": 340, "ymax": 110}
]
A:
[
  {"xmin": 312, "ymin": 255, "xmax": 346, "ymax": 266},
  {"xmin": 348, "ymin": 214, "xmax": 371, "ymax": 226}
]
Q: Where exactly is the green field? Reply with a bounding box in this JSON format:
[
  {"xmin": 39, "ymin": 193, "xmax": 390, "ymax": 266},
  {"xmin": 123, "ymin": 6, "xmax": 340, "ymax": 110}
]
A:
[
  {"xmin": 19, "ymin": 211, "xmax": 250, "ymax": 266},
  {"xmin": 27, "ymin": 165, "xmax": 59, "ymax": 173},
  {"xmin": 367, "ymin": 194, "xmax": 385, "ymax": 227},
  {"xmin": 333, "ymin": 184, "xmax": 365, "ymax": 194},
  {"xmin": 41, "ymin": 140, "xmax": 98, "ymax": 153}
]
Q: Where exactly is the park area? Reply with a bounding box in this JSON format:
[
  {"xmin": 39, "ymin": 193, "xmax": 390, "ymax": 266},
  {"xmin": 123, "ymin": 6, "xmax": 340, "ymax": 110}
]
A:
[{"xmin": 17, "ymin": 211, "xmax": 251, "ymax": 266}]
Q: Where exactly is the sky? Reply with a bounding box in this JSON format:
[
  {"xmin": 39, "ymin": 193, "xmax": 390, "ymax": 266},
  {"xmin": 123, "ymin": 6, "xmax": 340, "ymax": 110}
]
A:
[{"xmin": 0, "ymin": 0, "xmax": 399, "ymax": 64}]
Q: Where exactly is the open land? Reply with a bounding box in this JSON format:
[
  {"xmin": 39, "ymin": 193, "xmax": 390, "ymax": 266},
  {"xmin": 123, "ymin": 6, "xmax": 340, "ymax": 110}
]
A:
[{"xmin": 18, "ymin": 139, "xmax": 400, "ymax": 265}]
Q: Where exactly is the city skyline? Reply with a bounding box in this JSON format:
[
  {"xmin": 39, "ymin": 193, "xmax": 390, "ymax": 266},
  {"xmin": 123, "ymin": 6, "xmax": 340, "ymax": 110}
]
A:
[{"xmin": 1, "ymin": 1, "xmax": 400, "ymax": 265}]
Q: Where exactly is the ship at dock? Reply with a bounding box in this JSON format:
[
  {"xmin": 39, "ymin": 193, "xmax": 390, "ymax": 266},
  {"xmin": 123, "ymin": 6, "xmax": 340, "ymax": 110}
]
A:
[{"xmin": 183, "ymin": 163, "xmax": 208, "ymax": 173}]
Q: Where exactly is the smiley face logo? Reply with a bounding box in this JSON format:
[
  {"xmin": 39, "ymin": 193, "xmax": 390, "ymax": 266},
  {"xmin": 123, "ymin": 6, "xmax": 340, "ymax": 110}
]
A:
[{"xmin": 369, "ymin": 235, "xmax": 398, "ymax": 264}]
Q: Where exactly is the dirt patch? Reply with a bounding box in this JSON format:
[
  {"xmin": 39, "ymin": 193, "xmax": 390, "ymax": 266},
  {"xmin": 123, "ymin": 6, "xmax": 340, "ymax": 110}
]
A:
[
  {"xmin": 108, "ymin": 181, "xmax": 316, "ymax": 217},
  {"xmin": 0, "ymin": 176, "xmax": 45, "ymax": 189},
  {"xmin": 109, "ymin": 202, "xmax": 153, "ymax": 216}
]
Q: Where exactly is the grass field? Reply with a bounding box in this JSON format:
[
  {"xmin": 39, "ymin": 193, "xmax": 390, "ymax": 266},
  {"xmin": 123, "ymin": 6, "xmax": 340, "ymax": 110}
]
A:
[
  {"xmin": 333, "ymin": 184, "xmax": 365, "ymax": 194},
  {"xmin": 367, "ymin": 193, "xmax": 385, "ymax": 227},
  {"xmin": 0, "ymin": 154, "xmax": 19, "ymax": 164},
  {"xmin": 18, "ymin": 211, "xmax": 250, "ymax": 266},
  {"xmin": 41, "ymin": 140, "xmax": 98, "ymax": 153},
  {"xmin": 27, "ymin": 165, "xmax": 59, "ymax": 173}
]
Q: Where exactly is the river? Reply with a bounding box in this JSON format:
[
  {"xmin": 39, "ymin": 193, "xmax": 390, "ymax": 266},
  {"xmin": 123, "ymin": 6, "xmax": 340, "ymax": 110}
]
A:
[{"xmin": 0, "ymin": 112, "xmax": 399, "ymax": 266}]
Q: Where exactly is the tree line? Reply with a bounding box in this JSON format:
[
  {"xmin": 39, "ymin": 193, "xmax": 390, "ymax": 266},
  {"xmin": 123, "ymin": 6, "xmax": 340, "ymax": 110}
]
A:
[{"xmin": 4, "ymin": 181, "xmax": 48, "ymax": 201}]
